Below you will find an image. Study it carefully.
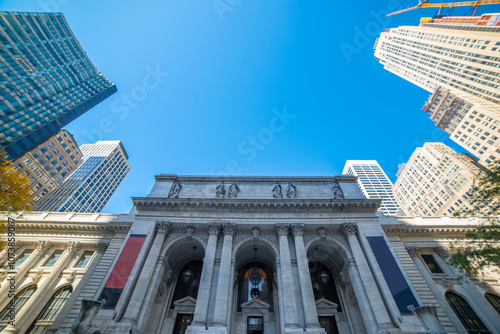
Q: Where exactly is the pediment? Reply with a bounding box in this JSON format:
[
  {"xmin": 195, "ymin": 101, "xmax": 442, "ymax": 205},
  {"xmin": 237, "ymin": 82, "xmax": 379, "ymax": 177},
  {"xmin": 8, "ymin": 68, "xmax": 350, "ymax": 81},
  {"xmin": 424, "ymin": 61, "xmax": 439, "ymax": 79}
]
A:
[
  {"xmin": 241, "ymin": 298, "xmax": 270, "ymax": 310},
  {"xmin": 316, "ymin": 298, "xmax": 338, "ymax": 310},
  {"xmin": 173, "ymin": 296, "xmax": 197, "ymax": 307}
]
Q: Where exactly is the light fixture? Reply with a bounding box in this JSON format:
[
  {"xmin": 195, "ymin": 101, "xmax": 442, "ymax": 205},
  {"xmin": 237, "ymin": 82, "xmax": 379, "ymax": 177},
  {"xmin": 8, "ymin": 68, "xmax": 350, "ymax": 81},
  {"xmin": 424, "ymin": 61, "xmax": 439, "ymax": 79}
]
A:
[
  {"xmin": 182, "ymin": 246, "xmax": 197, "ymax": 283},
  {"xmin": 249, "ymin": 247, "xmax": 261, "ymax": 299},
  {"xmin": 315, "ymin": 247, "xmax": 330, "ymax": 285}
]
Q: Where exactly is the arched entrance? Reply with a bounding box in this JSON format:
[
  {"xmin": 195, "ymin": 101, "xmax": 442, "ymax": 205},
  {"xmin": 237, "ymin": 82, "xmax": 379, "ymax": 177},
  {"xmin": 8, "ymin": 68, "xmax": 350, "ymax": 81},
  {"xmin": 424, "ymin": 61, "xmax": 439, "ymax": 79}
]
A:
[{"xmin": 232, "ymin": 238, "xmax": 279, "ymax": 334}]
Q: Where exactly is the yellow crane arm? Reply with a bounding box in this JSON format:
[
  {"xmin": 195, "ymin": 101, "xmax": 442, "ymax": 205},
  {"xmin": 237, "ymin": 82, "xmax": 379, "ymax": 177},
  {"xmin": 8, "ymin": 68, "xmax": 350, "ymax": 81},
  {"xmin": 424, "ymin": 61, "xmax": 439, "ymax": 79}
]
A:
[{"xmin": 386, "ymin": 0, "xmax": 500, "ymax": 17}]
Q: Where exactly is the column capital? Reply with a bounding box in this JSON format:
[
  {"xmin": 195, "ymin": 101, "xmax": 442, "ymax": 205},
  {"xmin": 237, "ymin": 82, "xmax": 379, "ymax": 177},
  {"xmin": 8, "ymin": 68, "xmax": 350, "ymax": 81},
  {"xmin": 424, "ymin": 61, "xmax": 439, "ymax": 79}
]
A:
[
  {"xmin": 434, "ymin": 246, "xmax": 449, "ymax": 259},
  {"xmin": 67, "ymin": 241, "xmax": 82, "ymax": 254},
  {"xmin": 208, "ymin": 222, "xmax": 221, "ymax": 235},
  {"xmin": 156, "ymin": 220, "xmax": 172, "ymax": 234},
  {"xmin": 291, "ymin": 223, "xmax": 304, "ymax": 236},
  {"xmin": 340, "ymin": 223, "xmax": 358, "ymax": 237},
  {"xmin": 222, "ymin": 222, "xmax": 236, "ymax": 235},
  {"xmin": 405, "ymin": 246, "xmax": 419, "ymax": 258},
  {"xmin": 275, "ymin": 223, "xmax": 290, "ymax": 236},
  {"xmin": 37, "ymin": 240, "xmax": 52, "ymax": 251},
  {"xmin": 97, "ymin": 242, "xmax": 110, "ymax": 254}
]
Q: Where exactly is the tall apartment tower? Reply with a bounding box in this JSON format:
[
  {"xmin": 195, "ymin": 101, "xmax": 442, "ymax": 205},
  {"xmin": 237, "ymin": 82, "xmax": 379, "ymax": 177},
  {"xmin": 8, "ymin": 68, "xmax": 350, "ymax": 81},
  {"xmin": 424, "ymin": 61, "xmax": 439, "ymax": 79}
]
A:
[
  {"xmin": 423, "ymin": 87, "xmax": 500, "ymax": 167},
  {"xmin": 342, "ymin": 160, "xmax": 401, "ymax": 216},
  {"xmin": 374, "ymin": 14, "xmax": 500, "ymax": 113},
  {"xmin": 0, "ymin": 12, "xmax": 117, "ymax": 160},
  {"xmin": 392, "ymin": 142, "xmax": 495, "ymax": 216},
  {"xmin": 36, "ymin": 141, "xmax": 130, "ymax": 213},
  {"xmin": 10, "ymin": 130, "xmax": 82, "ymax": 209}
]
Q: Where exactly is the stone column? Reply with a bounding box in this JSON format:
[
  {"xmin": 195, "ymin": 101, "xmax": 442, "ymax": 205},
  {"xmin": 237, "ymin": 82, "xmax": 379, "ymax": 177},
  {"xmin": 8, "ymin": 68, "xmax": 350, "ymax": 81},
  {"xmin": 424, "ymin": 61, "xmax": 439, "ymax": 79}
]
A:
[
  {"xmin": 0, "ymin": 241, "xmax": 52, "ymax": 306},
  {"xmin": 123, "ymin": 221, "xmax": 172, "ymax": 324},
  {"xmin": 291, "ymin": 223, "xmax": 323, "ymax": 331},
  {"xmin": 212, "ymin": 222, "xmax": 236, "ymax": 329},
  {"xmin": 275, "ymin": 223, "xmax": 300, "ymax": 330},
  {"xmin": 12, "ymin": 242, "xmax": 81, "ymax": 334},
  {"xmin": 189, "ymin": 222, "xmax": 220, "ymax": 329},
  {"xmin": 340, "ymin": 223, "xmax": 396, "ymax": 333}
]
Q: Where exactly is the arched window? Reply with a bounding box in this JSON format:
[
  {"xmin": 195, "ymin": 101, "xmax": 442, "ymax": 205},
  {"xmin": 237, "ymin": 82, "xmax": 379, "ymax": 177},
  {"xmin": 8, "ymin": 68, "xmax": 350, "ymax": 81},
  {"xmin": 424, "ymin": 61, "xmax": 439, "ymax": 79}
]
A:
[
  {"xmin": 26, "ymin": 285, "xmax": 73, "ymax": 334},
  {"xmin": 0, "ymin": 285, "xmax": 37, "ymax": 331},
  {"xmin": 169, "ymin": 260, "xmax": 203, "ymax": 309},
  {"xmin": 485, "ymin": 293, "xmax": 500, "ymax": 315},
  {"xmin": 237, "ymin": 262, "xmax": 274, "ymax": 312},
  {"xmin": 445, "ymin": 292, "xmax": 490, "ymax": 333}
]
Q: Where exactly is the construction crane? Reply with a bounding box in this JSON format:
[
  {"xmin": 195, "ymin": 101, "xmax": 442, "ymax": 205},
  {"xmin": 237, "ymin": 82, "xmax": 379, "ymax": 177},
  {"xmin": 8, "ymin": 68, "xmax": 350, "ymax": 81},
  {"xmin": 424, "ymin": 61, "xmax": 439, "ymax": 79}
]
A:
[{"xmin": 386, "ymin": 0, "xmax": 500, "ymax": 17}]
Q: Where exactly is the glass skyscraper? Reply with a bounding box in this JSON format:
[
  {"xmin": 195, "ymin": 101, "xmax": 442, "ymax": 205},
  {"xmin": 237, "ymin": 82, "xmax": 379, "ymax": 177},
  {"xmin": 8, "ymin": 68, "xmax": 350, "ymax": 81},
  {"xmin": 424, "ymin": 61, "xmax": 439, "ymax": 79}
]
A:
[
  {"xmin": 36, "ymin": 141, "xmax": 130, "ymax": 213},
  {"xmin": 343, "ymin": 160, "xmax": 401, "ymax": 216},
  {"xmin": 0, "ymin": 11, "xmax": 116, "ymax": 160}
]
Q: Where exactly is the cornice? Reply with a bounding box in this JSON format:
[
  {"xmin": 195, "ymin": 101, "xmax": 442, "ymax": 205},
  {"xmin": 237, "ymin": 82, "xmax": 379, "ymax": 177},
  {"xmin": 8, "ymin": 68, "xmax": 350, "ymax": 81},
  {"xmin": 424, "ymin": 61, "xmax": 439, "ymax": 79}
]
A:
[
  {"xmin": 8, "ymin": 221, "xmax": 132, "ymax": 231},
  {"xmin": 132, "ymin": 197, "xmax": 380, "ymax": 213},
  {"xmin": 383, "ymin": 225, "xmax": 473, "ymax": 234},
  {"xmin": 154, "ymin": 174, "xmax": 358, "ymax": 183}
]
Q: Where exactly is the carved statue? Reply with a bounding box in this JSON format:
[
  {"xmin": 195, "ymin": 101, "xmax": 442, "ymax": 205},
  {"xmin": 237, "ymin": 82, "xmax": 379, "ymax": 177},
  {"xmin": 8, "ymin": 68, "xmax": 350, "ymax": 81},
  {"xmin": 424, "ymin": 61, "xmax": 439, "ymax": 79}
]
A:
[
  {"xmin": 228, "ymin": 182, "xmax": 240, "ymax": 198},
  {"xmin": 215, "ymin": 181, "xmax": 226, "ymax": 198},
  {"xmin": 168, "ymin": 180, "xmax": 182, "ymax": 198},
  {"xmin": 272, "ymin": 181, "xmax": 283, "ymax": 198},
  {"xmin": 286, "ymin": 181, "xmax": 297, "ymax": 198},
  {"xmin": 330, "ymin": 181, "xmax": 344, "ymax": 199},
  {"xmin": 71, "ymin": 299, "xmax": 105, "ymax": 334}
]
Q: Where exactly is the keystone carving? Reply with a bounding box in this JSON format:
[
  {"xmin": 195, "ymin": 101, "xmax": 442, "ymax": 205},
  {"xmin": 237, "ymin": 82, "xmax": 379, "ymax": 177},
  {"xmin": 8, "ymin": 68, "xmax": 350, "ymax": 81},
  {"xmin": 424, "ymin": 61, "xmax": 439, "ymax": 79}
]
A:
[
  {"xmin": 275, "ymin": 223, "xmax": 289, "ymax": 236},
  {"xmin": 168, "ymin": 180, "xmax": 182, "ymax": 198},
  {"xmin": 272, "ymin": 181, "xmax": 283, "ymax": 198},
  {"xmin": 156, "ymin": 220, "xmax": 172, "ymax": 234},
  {"xmin": 32, "ymin": 269, "xmax": 44, "ymax": 283},
  {"xmin": 215, "ymin": 181, "xmax": 226, "ymax": 198},
  {"xmin": 406, "ymin": 246, "xmax": 419, "ymax": 258},
  {"xmin": 286, "ymin": 181, "xmax": 297, "ymax": 198},
  {"xmin": 330, "ymin": 180, "xmax": 345, "ymax": 199},
  {"xmin": 186, "ymin": 226, "xmax": 195, "ymax": 238},
  {"xmin": 252, "ymin": 227, "xmax": 260, "ymax": 239},
  {"xmin": 317, "ymin": 227, "xmax": 327, "ymax": 240},
  {"xmin": 227, "ymin": 182, "xmax": 240, "ymax": 198},
  {"xmin": 340, "ymin": 223, "xmax": 357, "ymax": 237},
  {"xmin": 291, "ymin": 223, "xmax": 304, "ymax": 236},
  {"xmin": 67, "ymin": 270, "xmax": 77, "ymax": 283}
]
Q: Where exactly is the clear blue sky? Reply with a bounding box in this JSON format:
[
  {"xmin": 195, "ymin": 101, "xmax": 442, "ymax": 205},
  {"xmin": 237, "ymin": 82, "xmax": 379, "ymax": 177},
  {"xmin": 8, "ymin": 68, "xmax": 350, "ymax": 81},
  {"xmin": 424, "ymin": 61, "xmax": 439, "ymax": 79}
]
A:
[{"xmin": 2, "ymin": 0, "xmax": 500, "ymax": 213}]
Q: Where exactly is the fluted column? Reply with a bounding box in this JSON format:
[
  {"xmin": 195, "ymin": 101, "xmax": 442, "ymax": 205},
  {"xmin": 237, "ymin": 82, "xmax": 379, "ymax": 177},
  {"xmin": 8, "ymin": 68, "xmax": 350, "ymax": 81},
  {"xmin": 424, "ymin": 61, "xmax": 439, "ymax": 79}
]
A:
[
  {"xmin": 275, "ymin": 223, "xmax": 300, "ymax": 329},
  {"xmin": 123, "ymin": 221, "xmax": 172, "ymax": 324},
  {"xmin": 340, "ymin": 223, "xmax": 396, "ymax": 333},
  {"xmin": 291, "ymin": 223, "xmax": 323, "ymax": 330},
  {"xmin": 189, "ymin": 222, "xmax": 220, "ymax": 328},
  {"xmin": 0, "ymin": 241, "xmax": 52, "ymax": 306},
  {"xmin": 13, "ymin": 242, "xmax": 81, "ymax": 334},
  {"xmin": 212, "ymin": 222, "xmax": 236, "ymax": 327}
]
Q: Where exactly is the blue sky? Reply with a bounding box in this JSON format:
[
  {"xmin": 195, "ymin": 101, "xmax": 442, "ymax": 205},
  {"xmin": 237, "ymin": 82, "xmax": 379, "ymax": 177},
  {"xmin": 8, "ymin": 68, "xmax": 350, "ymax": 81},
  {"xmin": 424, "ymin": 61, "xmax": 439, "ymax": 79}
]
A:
[{"xmin": 2, "ymin": 0, "xmax": 500, "ymax": 213}]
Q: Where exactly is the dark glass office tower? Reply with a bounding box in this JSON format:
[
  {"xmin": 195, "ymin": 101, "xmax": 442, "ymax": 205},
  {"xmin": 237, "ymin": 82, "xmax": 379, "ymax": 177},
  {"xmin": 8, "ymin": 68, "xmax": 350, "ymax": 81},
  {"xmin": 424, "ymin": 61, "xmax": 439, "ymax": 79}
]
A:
[{"xmin": 0, "ymin": 12, "xmax": 116, "ymax": 159}]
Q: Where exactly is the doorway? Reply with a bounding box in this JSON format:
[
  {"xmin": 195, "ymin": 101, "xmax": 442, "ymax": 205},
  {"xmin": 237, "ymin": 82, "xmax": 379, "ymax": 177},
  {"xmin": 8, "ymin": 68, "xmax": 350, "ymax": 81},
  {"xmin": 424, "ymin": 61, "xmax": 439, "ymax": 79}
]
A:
[
  {"xmin": 247, "ymin": 316, "xmax": 263, "ymax": 334},
  {"xmin": 319, "ymin": 316, "xmax": 339, "ymax": 334},
  {"xmin": 173, "ymin": 313, "xmax": 193, "ymax": 334}
]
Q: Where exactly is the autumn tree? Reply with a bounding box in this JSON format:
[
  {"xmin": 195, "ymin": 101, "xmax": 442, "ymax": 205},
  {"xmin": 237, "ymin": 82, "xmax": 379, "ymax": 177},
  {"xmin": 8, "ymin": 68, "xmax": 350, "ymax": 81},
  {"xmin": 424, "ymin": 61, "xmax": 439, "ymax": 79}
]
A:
[{"xmin": 449, "ymin": 160, "xmax": 500, "ymax": 277}]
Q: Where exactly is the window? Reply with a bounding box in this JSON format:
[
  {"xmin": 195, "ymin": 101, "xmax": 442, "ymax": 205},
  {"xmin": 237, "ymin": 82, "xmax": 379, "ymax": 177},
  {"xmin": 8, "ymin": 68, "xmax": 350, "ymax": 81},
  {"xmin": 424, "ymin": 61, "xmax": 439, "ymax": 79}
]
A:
[
  {"xmin": 26, "ymin": 286, "xmax": 72, "ymax": 334},
  {"xmin": 445, "ymin": 292, "xmax": 490, "ymax": 333},
  {"xmin": 42, "ymin": 250, "xmax": 63, "ymax": 267},
  {"xmin": 14, "ymin": 249, "xmax": 34, "ymax": 267},
  {"xmin": 48, "ymin": 142, "xmax": 54, "ymax": 148},
  {"xmin": 421, "ymin": 254, "xmax": 444, "ymax": 273},
  {"xmin": 485, "ymin": 293, "xmax": 500, "ymax": 315},
  {"xmin": 74, "ymin": 251, "xmax": 94, "ymax": 268},
  {"xmin": 0, "ymin": 285, "xmax": 37, "ymax": 331}
]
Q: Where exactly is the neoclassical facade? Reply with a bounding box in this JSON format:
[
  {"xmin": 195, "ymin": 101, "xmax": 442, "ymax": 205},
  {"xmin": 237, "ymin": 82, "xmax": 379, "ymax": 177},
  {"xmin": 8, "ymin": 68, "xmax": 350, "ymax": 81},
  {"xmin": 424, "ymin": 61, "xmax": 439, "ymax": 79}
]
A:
[{"xmin": 2, "ymin": 174, "xmax": 500, "ymax": 334}]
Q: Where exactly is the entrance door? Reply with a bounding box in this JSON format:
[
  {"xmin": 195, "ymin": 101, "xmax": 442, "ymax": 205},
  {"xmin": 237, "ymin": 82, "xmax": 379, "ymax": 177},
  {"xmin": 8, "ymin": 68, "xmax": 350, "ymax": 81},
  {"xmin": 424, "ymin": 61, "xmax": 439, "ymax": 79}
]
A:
[
  {"xmin": 247, "ymin": 316, "xmax": 263, "ymax": 334},
  {"xmin": 173, "ymin": 313, "xmax": 193, "ymax": 334},
  {"xmin": 319, "ymin": 316, "xmax": 339, "ymax": 334}
]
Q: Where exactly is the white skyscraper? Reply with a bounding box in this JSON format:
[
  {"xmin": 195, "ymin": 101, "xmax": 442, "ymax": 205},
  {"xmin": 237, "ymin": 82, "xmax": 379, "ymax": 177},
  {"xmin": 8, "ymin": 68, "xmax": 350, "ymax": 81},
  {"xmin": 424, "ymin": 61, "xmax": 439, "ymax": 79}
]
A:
[
  {"xmin": 374, "ymin": 13, "xmax": 500, "ymax": 114},
  {"xmin": 36, "ymin": 140, "xmax": 130, "ymax": 213},
  {"xmin": 343, "ymin": 160, "xmax": 400, "ymax": 216}
]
